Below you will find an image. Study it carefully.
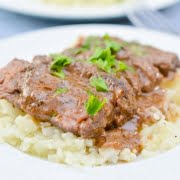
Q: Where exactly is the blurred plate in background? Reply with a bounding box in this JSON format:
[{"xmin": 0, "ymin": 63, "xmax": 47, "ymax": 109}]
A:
[{"xmin": 0, "ymin": 0, "xmax": 178, "ymax": 20}]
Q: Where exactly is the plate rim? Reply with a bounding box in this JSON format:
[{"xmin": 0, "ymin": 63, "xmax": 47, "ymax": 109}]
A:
[{"xmin": 0, "ymin": 23, "xmax": 179, "ymax": 44}]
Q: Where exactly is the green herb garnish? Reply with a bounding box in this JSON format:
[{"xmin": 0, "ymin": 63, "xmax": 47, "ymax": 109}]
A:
[
  {"xmin": 105, "ymin": 40, "xmax": 122, "ymax": 52},
  {"xmin": 90, "ymin": 76, "xmax": 109, "ymax": 92},
  {"xmin": 50, "ymin": 54, "xmax": 72, "ymax": 78},
  {"xmin": 89, "ymin": 47, "xmax": 134, "ymax": 73},
  {"xmin": 54, "ymin": 88, "xmax": 68, "ymax": 95},
  {"xmin": 85, "ymin": 94, "xmax": 107, "ymax": 116},
  {"xmin": 103, "ymin": 34, "xmax": 122, "ymax": 52},
  {"xmin": 117, "ymin": 61, "xmax": 134, "ymax": 72},
  {"xmin": 89, "ymin": 48, "xmax": 116, "ymax": 73},
  {"xmin": 74, "ymin": 47, "xmax": 87, "ymax": 55},
  {"xmin": 82, "ymin": 36, "xmax": 101, "ymax": 49},
  {"xmin": 103, "ymin": 33, "xmax": 110, "ymax": 40}
]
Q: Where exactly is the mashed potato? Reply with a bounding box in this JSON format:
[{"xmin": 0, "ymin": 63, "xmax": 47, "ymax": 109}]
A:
[
  {"xmin": 0, "ymin": 100, "xmax": 137, "ymax": 166},
  {"xmin": 0, "ymin": 73, "xmax": 179, "ymax": 166}
]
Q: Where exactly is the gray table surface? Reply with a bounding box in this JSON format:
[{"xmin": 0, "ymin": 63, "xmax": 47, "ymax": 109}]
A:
[{"xmin": 0, "ymin": 2, "xmax": 180, "ymax": 39}]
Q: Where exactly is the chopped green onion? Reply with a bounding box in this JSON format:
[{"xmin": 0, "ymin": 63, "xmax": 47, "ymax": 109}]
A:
[
  {"xmin": 90, "ymin": 76, "xmax": 109, "ymax": 92},
  {"xmin": 85, "ymin": 94, "xmax": 107, "ymax": 116}
]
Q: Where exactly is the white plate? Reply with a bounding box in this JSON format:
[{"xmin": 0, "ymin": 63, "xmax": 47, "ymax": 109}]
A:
[
  {"xmin": 0, "ymin": 0, "xmax": 178, "ymax": 20},
  {"xmin": 0, "ymin": 24, "xmax": 180, "ymax": 180}
]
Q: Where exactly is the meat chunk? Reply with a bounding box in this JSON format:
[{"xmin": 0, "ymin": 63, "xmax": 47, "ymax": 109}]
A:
[
  {"xmin": 145, "ymin": 46, "xmax": 180, "ymax": 75},
  {"xmin": 0, "ymin": 58, "xmax": 138, "ymax": 138},
  {"xmin": 0, "ymin": 59, "xmax": 109, "ymax": 137}
]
